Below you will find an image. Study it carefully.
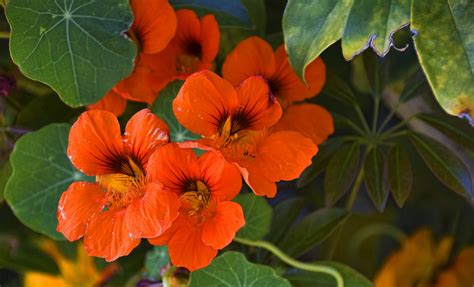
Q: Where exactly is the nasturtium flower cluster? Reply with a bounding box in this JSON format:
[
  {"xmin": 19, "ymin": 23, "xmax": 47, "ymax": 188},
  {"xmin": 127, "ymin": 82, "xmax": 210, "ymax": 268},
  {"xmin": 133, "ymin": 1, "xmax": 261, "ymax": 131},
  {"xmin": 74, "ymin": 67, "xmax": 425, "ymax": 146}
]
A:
[{"xmin": 56, "ymin": 0, "xmax": 334, "ymax": 271}]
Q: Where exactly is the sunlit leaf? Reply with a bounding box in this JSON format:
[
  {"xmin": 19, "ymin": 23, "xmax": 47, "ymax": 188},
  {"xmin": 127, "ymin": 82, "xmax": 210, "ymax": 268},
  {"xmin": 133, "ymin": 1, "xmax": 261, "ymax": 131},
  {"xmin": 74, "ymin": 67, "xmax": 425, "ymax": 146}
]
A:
[
  {"xmin": 6, "ymin": 0, "xmax": 136, "ymax": 107},
  {"xmin": 387, "ymin": 145, "xmax": 413, "ymax": 208},
  {"xmin": 364, "ymin": 147, "xmax": 389, "ymax": 212},
  {"xmin": 234, "ymin": 193, "xmax": 272, "ymax": 240}
]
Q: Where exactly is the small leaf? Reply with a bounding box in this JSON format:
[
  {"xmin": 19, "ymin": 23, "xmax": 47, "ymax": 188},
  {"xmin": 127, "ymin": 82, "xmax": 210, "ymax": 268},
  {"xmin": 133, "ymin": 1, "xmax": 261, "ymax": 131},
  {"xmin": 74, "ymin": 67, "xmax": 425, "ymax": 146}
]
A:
[
  {"xmin": 410, "ymin": 133, "xmax": 473, "ymax": 199},
  {"xmin": 324, "ymin": 143, "xmax": 360, "ymax": 205},
  {"xmin": 6, "ymin": 0, "xmax": 136, "ymax": 107},
  {"xmin": 387, "ymin": 145, "xmax": 413, "ymax": 208},
  {"xmin": 280, "ymin": 209, "xmax": 349, "ymax": 257},
  {"xmin": 285, "ymin": 261, "xmax": 373, "ymax": 287},
  {"xmin": 144, "ymin": 246, "xmax": 169, "ymax": 281},
  {"xmin": 5, "ymin": 124, "xmax": 91, "ymax": 240},
  {"xmin": 189, "ymin": 252, "xmax": 291, "ymax": 287},
  {"xmin": 411, "ymin": 0, "xmax": 474, "ymax": 119},
  {"xmin": 151, "ymin": 81, "xmax": 200, "ymax": 143},
  {"xmin": 267, "ymin": 197, "xmax": 305, "ymax": 244},
  {"xmin": 364, "ymin": 148, "xmax": 389, "ymax": 212},
  {"xmin": 234, "ymin": 193, "xmax": 272, "ymax": 240},
  {"xmin": 170, "ymin": 0, "xmax": 252, "ymax": 28},
  {"xmin": 417, "ymin": 113, "xmax": 474, "ymax": 157}
]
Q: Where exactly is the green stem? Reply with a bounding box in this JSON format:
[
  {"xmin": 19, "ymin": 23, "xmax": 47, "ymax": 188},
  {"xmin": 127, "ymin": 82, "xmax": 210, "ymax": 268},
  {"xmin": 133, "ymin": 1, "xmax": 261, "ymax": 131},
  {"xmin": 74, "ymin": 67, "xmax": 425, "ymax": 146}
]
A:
[
  {"xmin": 233, "ymin": 237, "xmax": 344, "ymax": 287},
  {"xmin": 0, "ymin": 31, "xmax": 9, "ymax": 39},
  {"xmin": 354, "ymin": 105, "xmax": 371, "ymax": 135},
  {"xmin": 380, "ymin": 115, "xmax": 416, "ymax": 139},
  {"xmin": 345, "ymin": 167, "xmax": 365, "ymax": 210}
]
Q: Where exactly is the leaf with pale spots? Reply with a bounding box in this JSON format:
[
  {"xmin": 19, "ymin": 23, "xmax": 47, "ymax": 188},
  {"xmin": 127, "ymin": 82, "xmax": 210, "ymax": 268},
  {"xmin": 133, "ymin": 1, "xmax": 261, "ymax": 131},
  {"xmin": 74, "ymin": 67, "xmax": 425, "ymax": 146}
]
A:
[{"xmin": 5, "ymin": 124, "xmax": 92, "ymax": 240}]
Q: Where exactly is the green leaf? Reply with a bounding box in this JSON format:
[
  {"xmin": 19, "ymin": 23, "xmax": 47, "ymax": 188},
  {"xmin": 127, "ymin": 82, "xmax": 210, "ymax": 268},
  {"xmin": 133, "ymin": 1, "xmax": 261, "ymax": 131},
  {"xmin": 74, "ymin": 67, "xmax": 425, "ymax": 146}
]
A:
[
  {"xmin": 144, "ymin": 246, "xmax": 169, "ymax": 281},
  {"xmin": 170, "ymin": 0, "xmax": 252, "ymax": 28},
  {"xmin": 417, "ymin": 113, "xmax": 474, "ymax": 157},
  {"xmin": 151, "ymin": 81, "xmax": 200, "ymax": 143},
  {"xmin": 364, "ymin": 148, "xmax": 389, "ymax": 212},
  {"xmin": 234, "ymin": 193, "xmax": 272, "ymax": 240},
  {"xmin": 0, "ymin": 161, "xmax": 12, "ymax": 203},
  {"xmin": 5, "ymin": 124, "xmax": 91, "ymax": 240},
  {"xmin": 280, "ymin": 209, "xmax": 350, "ymax": 257},
  {"xmin": 285, "ymin": 261, "xmax": 373, "ymax": 287},
  {"xmin": 6, "ymin": 0, "xmax": 136, "ymax": 107},
  {"xmin": 283, "ymin": 0, "xmax": 410, "ymax": 80},
  {"xmin": 410, "ymin": 132, "xmax": 473, "ymax": 200},
  {"xmin": 387, "ymin": 145, "xmax": 413, "ymax": 208},
  {"xmin": 267, "ymin": 197, "xmax": 305, "ymax": 244},
  {"xmin": 324, "ymin": 143, "xmax": 360, "ymax": 205},
  {"xmin": 411, "ymin": 0, "xmax": 474, "ymax": 119},
  {"xmin": 189, "ymin": 251, "xmax": 291, "ymax": 287}
]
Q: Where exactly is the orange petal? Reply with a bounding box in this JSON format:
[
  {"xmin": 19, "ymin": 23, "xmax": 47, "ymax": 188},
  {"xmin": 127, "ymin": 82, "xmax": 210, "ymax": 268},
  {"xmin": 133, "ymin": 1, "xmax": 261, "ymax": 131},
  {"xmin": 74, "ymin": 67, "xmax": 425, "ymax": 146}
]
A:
[
  {"xmin": 57, "ymin": 182, "xmax": 104, "ymax": 241},
  {"xmin": 173, "ymin": 70, "xmax": 239, "ymax": 136},
  {"xmin": 84, "ymin": 208, "xmax": 140, "ymax": 262},
  {"xmin": 146, "ymin": 49, "xmax": 179, "ymax": 93},
  {"xmin": 199, "ymin": 151, "xmax": 242, "ymax": 201},
  {"xmin": 124, "ymin": 109, "xmax": 170, "ymax": 167},
  {"xmin": 148, "ymin": 214, "xmax": 187, "ymax": 246},
  {"xmin": 68, "ymin": 110, "xmax": 124, "ymax": 176},
  {"xmin": 174, "ymin": 9, "xmax": 201, "ymax": 49},
  {"xmin": 130, "ymin": 0, "xmax": 177, "ymax": 54},
  {"xmin": 222, "ymin": 36, "xmax": 275, "ymax": 86},
  {"xmin": 167, "ymin": 224, "xmax": 218, "ymax": 271},
  {"xmin": 272, "ymin": 104, "xmax": 334, "ymax": 145},
  {"xmin": 87, "ymin": 90, "xmax": 127, "ymax": 117},
  {"xmin": 202, "ymin": 201, "xmax": 244, "ymax": 249},
  {"xmin": 236, "ymin": 161, "xmax": 277, "ymax": 197},
  {"xmin": 146, "ymin": 143, "xmax": 200, "ymax": 190},
  {"xmin": 235, "ymin": 76, "xmax": 282, "ymax": 130},
  {"xmin": 257, "ymin": 131, "xmax": 318, "ymax": 182},
  {"xmin": 200, "ymin": 14, "xmax": 220, "ymax": 65},
  {"xmin": 125, "ymin": 182, "xmax": 180, "ymax": 238},
  {"xmin": 272, "ymin": 46, "xmax": 326, "ymax": 105}
]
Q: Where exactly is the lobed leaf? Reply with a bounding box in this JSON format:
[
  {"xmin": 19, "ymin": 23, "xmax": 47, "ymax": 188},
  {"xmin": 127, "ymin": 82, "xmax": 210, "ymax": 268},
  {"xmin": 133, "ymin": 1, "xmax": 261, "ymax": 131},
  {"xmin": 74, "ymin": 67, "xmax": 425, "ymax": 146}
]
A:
[
  {"xmin": 387, "ymin": 145, "xmax": 413, "ymax": 208},
  {"xmin": 234, "ymin": 193, "xmax": 272, "ymax": 240},
  {"xmin": 364, "ymin": 147, "xmax": 389, "ymax": 212}
]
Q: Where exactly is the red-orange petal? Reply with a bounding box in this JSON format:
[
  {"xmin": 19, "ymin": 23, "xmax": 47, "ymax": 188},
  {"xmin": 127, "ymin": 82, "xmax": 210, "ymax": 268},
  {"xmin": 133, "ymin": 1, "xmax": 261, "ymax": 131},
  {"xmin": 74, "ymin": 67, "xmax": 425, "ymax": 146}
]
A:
[
  {"xmin": 200, "ymin": 14, "xmax": 220, "ymax": 65},
  {"xmin": 57, "ymin": 182, "xmax": 104, "ymax": 241},
  {"xmin": 202, "ymin": 201, "xmax": 244, "ymax": 249},
  {"xmin": 272, "ymin": 45, "xmax": 326, "ymax": 105},
  {"xmin": 125, "ymin": 182, "xmax": 180, "ymax": 238},
  {"xmin": 167, "ymin": 224, "xmax": 218, "ymax": 271},
  {"xmin": 199, "ymin": 151, "xmax": 242, "ymax": 202},
  {"xmin": 87, "ymin": 90, "xmax": 127, "ymax": 117},
  {"xmin": 236, "ymin": 76, "xmax": 282, "ymax": 130},
  {"xmin": 173, "ymin": 70, "xmax": 239, "ymax": 136},
  {"xmin": 174, "ymin": 9, "xmax": 201, "ymax": 49},
  {"xmin": 222, "ymin": 36, "xmax": 275, "ymax": 86},
  {"xmin": 68, "ymin": 110, "xmax": 124, "ymax": 176},
  {"xmin": 84, "ymin": 208, "xmax": 140, "ymax": 262},
  {"xmin": 148, "ymin": 214, "xmax": 187, "ymax": 246},
  {"xmin": 272, "ymin": 104, "xmax": 334, "ymax": 145},
  {"xmin": 130, "ymin": 0, "xmax": 177, "ymax": 54},
  {"xmin": 236, "ymin": 162, "xmax": 277, "ymax": 197},
  {"xmin": 124, "ymin": 109, "xmax": 170, "ymax": 167}
]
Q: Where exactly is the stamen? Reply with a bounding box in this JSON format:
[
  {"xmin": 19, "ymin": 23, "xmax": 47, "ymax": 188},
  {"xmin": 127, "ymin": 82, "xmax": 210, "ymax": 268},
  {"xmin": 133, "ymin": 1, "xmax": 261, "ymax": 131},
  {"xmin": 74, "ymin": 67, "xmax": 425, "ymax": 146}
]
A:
[{"xmin": 180, "ymin": 180, "xmax": 211, "ymax": 216}]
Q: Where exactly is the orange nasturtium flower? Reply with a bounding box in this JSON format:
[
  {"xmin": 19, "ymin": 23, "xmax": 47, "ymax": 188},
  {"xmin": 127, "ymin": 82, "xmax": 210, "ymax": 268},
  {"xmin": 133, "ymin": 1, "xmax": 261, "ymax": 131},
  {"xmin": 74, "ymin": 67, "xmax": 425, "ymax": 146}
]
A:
[
  {"xmin": 173, "ymin": 70, "xmax": 317, "ymax": 197},
  {"xmin": 374, "ymin": 228, "xmax": 474, "ymax": 287},
  {"xmin": 24, "ymin": 241, "xmax": 117, "ymax": 287},
  {"xmin": 148, "ymin": 144, "xmax": 245, "ymax": 271},
  {"xmin": 222, "ymin": 36, "xmax": 334, "ymax": 145},
  {"xmin": 57, "ymin": 109, "xmax": 180, "ymax": 261},
  {"xmin": 88, "ymin": 0, "xmax": 177, "ymax": 115}
]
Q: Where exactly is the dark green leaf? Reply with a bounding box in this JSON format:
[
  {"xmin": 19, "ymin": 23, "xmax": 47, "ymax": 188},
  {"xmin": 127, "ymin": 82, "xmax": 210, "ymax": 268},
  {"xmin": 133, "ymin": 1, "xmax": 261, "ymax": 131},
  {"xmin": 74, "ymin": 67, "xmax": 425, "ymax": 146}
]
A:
[
  {"xmin": 267, "ymin": 197, "xmax": 306, "ymax": 244},
  {"xmin": 411, "ymin": 0, "xmax": 474, "ymax": 119},
  {"xmin": 5, "ymin": 124, "xmax": 91, "ymax": 240},
  {"xmin": 234, "ymin": 193, "xmax": 272, "ymax": 240},
  {"xmin": 399, "ymin": 69, "xmax": 427, "ymax": 103},
  {"xmin": 145, "ymin": 246, "xmax": 169, "ymax": 281},
  {"xmin": 0, "ymin": 161, "xmax": 12, "ymax": 203},
  {"xmin": 410, "ymin": 133, "xmax": 473, "ymax": 199},
  {"xmin": 285, "ymin": 261, "xmax": 373, "ymax": 287},
  {"xmin": 387, "ymin": 145, "xmax": 413, "ymax": 207},
  {"xmin": 280, "ymin": 209, "xmax": 349, "ymax": 257},
  {"xmin": 151, "ymin": 81, "xmax": 200, "ymax": 143},
  {"xmin": 6, "ymin": 0, "xmax": 136, "ymax": 107},
  {"xmin": 189, "ymin": 252, "xmax": 291, "ymax": 287},
  {"xmin": 364, "ymin": 148, "xmax": 389, "ymax": 212},
  {"xmin": 417, "ymin": 113, "xmax": 474, "ymax": 157},
  {"xmin": 170, "ymin": 0, "xmax": 252, "ymax": 28},
  {"xmin": 324, "ymin": 143, "xmax": 360, "ymax": 205}
]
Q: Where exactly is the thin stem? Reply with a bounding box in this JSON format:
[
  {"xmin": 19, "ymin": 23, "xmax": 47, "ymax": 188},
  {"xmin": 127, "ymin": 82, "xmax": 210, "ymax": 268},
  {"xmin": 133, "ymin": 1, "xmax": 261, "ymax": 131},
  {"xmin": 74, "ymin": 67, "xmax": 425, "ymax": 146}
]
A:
[
  {"xmin": 233, "ymin": 237, "xmax": 344, "ymax": 287},
  {"xmin": 371, "ymin": 97, "xmax": 380, "ymax": 133},
  {"xmin": 354, "ymin": 105, "xmax": 372, "ymax": 135},
  {"xmin": 376, "ymin": 104, "xmax": 399, "ymax": 135},
  {"xmin": 345, "ymin": 167, "xmax": 365, "ymax": 210},
  {"xmin": 380, "ymin": 115, "xmax": 416, "ymax": 138},
  {"xmin": 335, "ymin": 116, "xmax": 366, "ymax": 136},
  {"xmin": 0, "ymin": 31, "xmax": 9, "ymax": 39}
]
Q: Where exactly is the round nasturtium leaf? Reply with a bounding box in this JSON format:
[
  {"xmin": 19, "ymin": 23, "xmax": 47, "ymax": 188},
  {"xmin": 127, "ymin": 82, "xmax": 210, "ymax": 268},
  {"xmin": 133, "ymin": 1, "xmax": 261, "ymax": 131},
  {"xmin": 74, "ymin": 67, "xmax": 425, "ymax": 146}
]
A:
[
  {"xmin": 4, "ymin": 124, "xmax": 91, "ymax": 240},
  {"xmin": 6, "ymin": 0, "xmax": 136, "ymax": 107},
  {"xmin": 234, "ymin": 193, "xmax": 272, "ymax": 240}
]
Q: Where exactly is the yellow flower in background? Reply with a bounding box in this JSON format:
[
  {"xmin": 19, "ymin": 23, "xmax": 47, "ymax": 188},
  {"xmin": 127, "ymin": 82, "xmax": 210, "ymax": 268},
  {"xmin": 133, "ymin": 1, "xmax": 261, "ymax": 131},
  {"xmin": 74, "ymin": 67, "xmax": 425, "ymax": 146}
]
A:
[
  {"xmin": 374, "ymin": 228, "xmax": 474, "ymax": 287},
  {"xmin": 24, "ymin": 240, "xmax": 117, "ymax": 287}
]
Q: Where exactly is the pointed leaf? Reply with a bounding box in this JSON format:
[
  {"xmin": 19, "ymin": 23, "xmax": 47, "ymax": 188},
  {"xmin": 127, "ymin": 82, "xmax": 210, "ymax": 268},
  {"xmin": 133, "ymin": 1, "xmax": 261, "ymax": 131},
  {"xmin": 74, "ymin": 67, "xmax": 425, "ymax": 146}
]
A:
[
  {"xmin": 234, "ymin": 193, "xmax": 272, "ymax": 240},
  {"xmin": 189, "ymin": 252, "xmax": 291, "ymax": 287},
  {"xmin": 410, "ymin": 132, "xmax": 473, "ymax": 200},
  {"xmin": 267, "ymin": 197, "xmax": 306, "ymax": 244},
  {"xmin": 387, "ymin": 145, "xmax": 413, "ymax": 207},
  {"xmin": 364, "ymin": 148, "xmax": 389, "ymax": 212}
]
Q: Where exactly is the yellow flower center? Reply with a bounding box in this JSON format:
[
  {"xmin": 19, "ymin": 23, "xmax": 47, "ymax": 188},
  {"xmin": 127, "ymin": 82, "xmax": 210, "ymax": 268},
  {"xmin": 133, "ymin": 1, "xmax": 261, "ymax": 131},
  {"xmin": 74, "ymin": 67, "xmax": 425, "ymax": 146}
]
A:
[{"xmin": 180, "ymin": 180, "xmax": 211, "ymax": 216}]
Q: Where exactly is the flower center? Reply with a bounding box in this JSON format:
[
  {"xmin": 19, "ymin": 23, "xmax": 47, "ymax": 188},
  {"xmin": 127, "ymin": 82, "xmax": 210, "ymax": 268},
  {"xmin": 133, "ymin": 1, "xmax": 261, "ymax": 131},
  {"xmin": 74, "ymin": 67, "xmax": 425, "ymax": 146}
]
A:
[
  {"xmin": 180, "ymin": 180, "xmax": 211, "ymax": 216},
  {"xmin": 176, "ymin": 40, "xmax": 202, "ymax": 75},
  {"xmin": 97, "ymin": 157, "xmax": 146, "ymax": 208}
]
